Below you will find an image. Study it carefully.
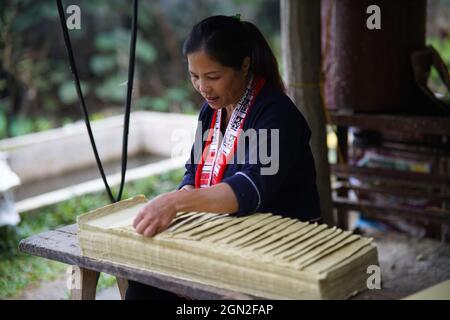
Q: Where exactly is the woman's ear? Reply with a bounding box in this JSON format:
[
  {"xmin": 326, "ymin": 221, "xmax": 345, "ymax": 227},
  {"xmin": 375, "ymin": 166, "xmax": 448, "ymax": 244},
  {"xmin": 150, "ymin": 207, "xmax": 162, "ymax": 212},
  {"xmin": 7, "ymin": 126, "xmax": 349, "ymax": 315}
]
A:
[{"xmin": 242, "ymin": 56, "xmax": 251, "ymax": 75}]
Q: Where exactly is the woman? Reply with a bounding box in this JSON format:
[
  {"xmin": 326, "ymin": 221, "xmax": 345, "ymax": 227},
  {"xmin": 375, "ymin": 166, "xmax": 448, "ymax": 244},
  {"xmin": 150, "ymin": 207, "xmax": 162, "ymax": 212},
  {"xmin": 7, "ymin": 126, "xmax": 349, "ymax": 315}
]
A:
[{"xmin": 126, "ymin": 15, "xmax": 321, "ymax": 300}]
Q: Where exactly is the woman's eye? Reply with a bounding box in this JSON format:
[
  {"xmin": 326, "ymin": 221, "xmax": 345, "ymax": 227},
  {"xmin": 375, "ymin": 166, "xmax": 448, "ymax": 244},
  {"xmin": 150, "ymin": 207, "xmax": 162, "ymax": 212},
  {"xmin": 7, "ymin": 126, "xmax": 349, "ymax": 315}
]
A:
[{"xmin": 189, "ymin": 75, "xmax": 219, "ymax": 81}]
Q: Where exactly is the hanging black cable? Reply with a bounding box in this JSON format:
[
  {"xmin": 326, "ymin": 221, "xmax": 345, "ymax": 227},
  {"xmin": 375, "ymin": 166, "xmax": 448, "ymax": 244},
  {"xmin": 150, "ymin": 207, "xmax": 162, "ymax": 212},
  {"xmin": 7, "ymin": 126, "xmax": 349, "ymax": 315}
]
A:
[{"xmin": 56, "ymin": 0, "xmax": 138, "ymax": 203}]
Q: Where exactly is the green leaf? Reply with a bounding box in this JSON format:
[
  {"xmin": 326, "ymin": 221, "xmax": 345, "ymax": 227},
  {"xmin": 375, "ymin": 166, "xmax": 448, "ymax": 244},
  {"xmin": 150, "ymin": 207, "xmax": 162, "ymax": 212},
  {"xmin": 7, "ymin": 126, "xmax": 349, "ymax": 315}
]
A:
[
  {"xmin": 58, "ymin": 81, "xmax": 89, "ymax": 105},
  {"xmin": 135, "ymin": 96, "xmax": 153, "ymax": 110},
  {"xmin": 150, "ymin": 97, "xmax": 170, "ymax": 112},
  {"xmin": 94, "ymin": 75, "xmax": 126, "ymax": 103},
  {"xmin": 0, "ymin": 79, "xmax": 7, "ymax": 91},
  {"xmin": 91, "ymin": 113, "xmax": 105, "ymax": 121},
  {"xmin": 94, "ymin": 32, "xmax": 118, "ymax": 51},
  {"xmin": 10, "ymin": 117, "xmax": 34, "ymax": 137},
  {"xmin": 181, "ymin": 101, "xmax": 196, "ymax": 114},
  {"xmin": 166, "ymin": 87, "xmax": 188, "ymax": 102},
  {"xmin": 35, "ymin": 118, "xmax": 53, "ymax": 132},
  {"xmin": 89, "ymin": 54, "xmax": 117, "ymax": 75},
  {"xmin": 0, "ymin": 102, "xmax": 7, "ymax": 138},
  {"xmin": 136, "ymin": 38, "xmax": 157, "ymax": 64}
]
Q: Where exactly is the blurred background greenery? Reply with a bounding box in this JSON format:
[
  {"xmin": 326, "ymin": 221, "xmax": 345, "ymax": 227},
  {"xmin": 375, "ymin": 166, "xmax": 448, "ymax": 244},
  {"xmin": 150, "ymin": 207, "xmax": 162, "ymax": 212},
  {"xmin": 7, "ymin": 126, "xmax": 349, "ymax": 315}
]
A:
[
  {"xmin": 1, "ymin": 0, "xmax": 449, "ymax": 139},
  {"xmin": 0, "ymin": 0, "xmax": 281, "ymax": 139}
]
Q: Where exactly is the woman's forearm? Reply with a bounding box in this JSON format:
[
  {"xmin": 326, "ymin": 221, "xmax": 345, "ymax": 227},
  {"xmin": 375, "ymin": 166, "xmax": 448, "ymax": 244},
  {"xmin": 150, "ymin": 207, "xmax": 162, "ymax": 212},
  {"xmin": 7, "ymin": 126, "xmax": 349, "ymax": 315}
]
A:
[
  {"xmin": 134, "ymin": 183, "xmax": 239, "ymax": 236},
  {"xmin": 174, "ymin": 183, "xmax": 239, "ymax": 214}
]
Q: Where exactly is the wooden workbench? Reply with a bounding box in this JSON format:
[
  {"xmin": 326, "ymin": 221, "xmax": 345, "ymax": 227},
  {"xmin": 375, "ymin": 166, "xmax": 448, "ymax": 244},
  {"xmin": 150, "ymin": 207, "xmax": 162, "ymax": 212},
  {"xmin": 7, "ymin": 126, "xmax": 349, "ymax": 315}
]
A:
[{"xmin": 18, "ymin": 224, "xmax": 398, "ymax": 300}]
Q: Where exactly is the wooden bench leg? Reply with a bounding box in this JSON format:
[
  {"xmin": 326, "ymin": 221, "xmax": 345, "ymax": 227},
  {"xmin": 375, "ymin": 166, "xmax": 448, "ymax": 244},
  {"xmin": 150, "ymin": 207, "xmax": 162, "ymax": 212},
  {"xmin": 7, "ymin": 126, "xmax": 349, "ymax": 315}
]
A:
[
  {"xmin": 116, "ymin": 277, "xmax": 129, "ymax": 300},
  {"xmin": 70, "ymin": 266, "xmax": 99, "ymax": 300}
]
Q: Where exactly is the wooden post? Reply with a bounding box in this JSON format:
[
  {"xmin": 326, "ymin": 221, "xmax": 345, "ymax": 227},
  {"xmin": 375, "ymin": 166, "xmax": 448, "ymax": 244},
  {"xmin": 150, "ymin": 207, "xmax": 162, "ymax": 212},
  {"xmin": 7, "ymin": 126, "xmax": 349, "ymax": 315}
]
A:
[
  {"xmin": 70, "ymin": 266, "xmax": 99, "ymax": 300},
  {"xmin": 281, "ymin": 0, "xmax": 334, "ymax": 225},
  {"xmin": 336, "ymin": 125, "xmax": 349, "ymax": 229},
  {"xmin": 116, "ymin": 277, "xmax": 129, "ymax": 300}
]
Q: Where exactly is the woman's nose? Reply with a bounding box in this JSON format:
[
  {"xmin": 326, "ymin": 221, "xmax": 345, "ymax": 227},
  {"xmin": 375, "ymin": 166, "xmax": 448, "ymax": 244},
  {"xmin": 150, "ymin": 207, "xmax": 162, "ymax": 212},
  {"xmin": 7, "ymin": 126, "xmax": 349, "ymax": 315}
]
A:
[{"xmin": 198, "ymin": 80, "xmax": 211, "ymax": 94}]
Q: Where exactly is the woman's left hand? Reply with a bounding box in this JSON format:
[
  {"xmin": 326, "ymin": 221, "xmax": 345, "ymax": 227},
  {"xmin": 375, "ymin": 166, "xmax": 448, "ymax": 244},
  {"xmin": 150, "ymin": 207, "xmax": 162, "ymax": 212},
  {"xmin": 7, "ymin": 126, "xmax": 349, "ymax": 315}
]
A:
[{"xmin": 133, "ymin": 191, "xmax": 178, "ymax": 237}]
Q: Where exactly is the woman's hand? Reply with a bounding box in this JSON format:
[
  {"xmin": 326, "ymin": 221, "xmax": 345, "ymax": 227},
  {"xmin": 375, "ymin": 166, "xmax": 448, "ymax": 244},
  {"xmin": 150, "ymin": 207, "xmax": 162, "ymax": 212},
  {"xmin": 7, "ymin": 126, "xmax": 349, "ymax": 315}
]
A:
[
  {"xmin": 133, "ymin": 183, "xmax": 238, "ymax": 237},
  {"xmin": 133, "ymin": 191, "xmax": 179, "ymax": 237}
]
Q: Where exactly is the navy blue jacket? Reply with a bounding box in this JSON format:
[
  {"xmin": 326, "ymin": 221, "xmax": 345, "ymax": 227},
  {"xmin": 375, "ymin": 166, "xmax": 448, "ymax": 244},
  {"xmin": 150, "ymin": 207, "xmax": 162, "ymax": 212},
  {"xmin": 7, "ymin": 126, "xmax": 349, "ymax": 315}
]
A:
[{"xmin": 179, "ymin": 83, "xmax": 321, "ymax": 222}]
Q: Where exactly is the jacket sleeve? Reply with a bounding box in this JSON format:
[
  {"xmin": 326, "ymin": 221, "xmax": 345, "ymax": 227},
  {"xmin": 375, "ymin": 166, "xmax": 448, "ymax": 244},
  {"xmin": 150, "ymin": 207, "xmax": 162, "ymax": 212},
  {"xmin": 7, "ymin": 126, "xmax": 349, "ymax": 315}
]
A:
[{"xmin": 221, "ymin": 102, "xmax": 312, "ymax": 216}]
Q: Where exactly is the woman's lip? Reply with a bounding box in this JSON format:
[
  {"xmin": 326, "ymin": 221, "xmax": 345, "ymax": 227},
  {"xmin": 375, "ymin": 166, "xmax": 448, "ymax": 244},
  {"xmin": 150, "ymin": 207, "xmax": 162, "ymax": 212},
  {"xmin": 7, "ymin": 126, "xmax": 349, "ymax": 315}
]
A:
[{"xmin": 206, "ymin": 97, "xmax": 219, "ymax": 103}]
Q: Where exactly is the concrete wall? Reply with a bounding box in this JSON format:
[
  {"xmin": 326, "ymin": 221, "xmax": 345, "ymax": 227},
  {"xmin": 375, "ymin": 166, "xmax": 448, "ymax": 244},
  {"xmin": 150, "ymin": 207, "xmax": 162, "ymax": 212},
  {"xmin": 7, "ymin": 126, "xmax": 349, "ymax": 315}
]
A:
[{"xmin": 0, "ymin": 111, "xmax": 197, "ymax": 184}]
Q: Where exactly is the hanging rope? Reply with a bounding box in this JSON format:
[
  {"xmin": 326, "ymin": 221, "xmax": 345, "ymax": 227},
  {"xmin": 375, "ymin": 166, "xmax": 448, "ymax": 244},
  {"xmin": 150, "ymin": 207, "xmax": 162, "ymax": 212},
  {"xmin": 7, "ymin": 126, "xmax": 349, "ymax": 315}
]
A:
[{"xmin": 55, "ymin": 0, "xmax": 138, "ymax": 203}]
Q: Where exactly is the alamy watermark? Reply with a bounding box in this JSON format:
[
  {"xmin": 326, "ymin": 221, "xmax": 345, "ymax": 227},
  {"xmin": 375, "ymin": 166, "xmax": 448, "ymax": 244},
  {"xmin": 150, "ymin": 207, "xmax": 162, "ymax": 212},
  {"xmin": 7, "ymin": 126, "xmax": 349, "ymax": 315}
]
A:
[
  {"xmin": 66, "ymin": 5, "xmax": 81, "ymax": 30},
  {"xmin": 366, "ymin": 265, "xmax": 381, "ymax": 290},
  {"xmin": 366, "ymin": 5, "xmax": 381, "ymax": 30},
  {"xmin": 171, "ymin": 121, "xmax": 280, "ymax": 176}
]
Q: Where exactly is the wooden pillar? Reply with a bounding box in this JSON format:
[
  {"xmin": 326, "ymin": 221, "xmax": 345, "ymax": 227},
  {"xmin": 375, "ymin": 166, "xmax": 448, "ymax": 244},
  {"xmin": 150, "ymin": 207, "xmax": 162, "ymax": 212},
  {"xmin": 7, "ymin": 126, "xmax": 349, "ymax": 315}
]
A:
[
  {"xmin": 116, "ymin": 277, "xmax": 129, "ymax": 300},
  {"xmin": 281, "ymin": 0, "xmax": 334, "ymax": 225},
  {"xmin": 336, "ymin": 125, "xmax": 349, "ymax": 229},
  {"xmin": 70, "ymin": 266, "xmax": 99, "ymax": 300}
]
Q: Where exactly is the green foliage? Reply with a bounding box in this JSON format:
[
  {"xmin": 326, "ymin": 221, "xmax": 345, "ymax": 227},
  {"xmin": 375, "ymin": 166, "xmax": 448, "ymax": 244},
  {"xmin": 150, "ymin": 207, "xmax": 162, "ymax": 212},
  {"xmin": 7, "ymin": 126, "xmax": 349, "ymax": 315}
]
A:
[
  {"xmin": 0, "ymin": 105, "xmax": 7, "ymax": 139},
  {"xmin": 89, "ymin": 54, "xmax": 117, "ymax": 76},
  {"xmin": 135, "ymin": 96, "xmax": 154, "ymax": 110},
  {"xmin": 94, "ymin": 31, "xmax": 157, "ymax": 65},
  {"xmin": 34, "ymin": 118, "xmax": 53, "ymax": 132},
  {"xmin": 58, "ymin": 81, "xmax": 90, "ymax": 105},
  {"xmin": 97, "ymin": 273, "xmax": 118, "ymax": 292},
  {"xmin": 135, "ymin": 37, "xmax": 157, "ymax": 64},
  {"xmin": 426, "ymin": 37, "xmax": 450, "ymax": 95},
  {"xmin": 94, "ymin": 74, "xmax": 127, "ymax": 103},
  {"xmin": 0, "ymin": 79, "xmax": 7, "ymax": 91},
  {"xmin": 166, "ymin": 87, "xmax": 189, "ymax": 102},
  {"xmin": 10, "ymin": 117, "xmax": 34, "ymax": 137},
  {"xmin": 90, "ymin": 112, "xmax": 105, "ymax": 121},
  {"xmin": 0, "ymin": 254, "xmax": 66, "ymax": 299},
  {"xmin": 0, "ymin": 113, "xmax": 55, "ymax": 139},
  {"xmin": 149, "ymin": 97, "xmax": 170, "ymax": 112},
  {"xmin": 0, "ymin": 168, "xmax": 184, "ymax": 299},
  {"xmin": 135, "ymin": 86, "xmax": 195, "ymax": 113},
  {"xmin": 10, "ymin": 1, "xmax": 57, "ymax": 33},
  {"xmin": 0, "ymin": 0, "xmax": 281, "ymax": 137},
  {"xmin": 91, "ymin": 29, "xmax": 157, "ymax": 103},
  {"xmin": 428, "ymin": 37, "xmax": 450, "ymax": 64},
  {"xmin": 95, "ymin": 31, "xmax": 119, "ymax": 52},
  {"xmin": 181, "ymin": 101, "xmax": 197, "ymax": 115}
]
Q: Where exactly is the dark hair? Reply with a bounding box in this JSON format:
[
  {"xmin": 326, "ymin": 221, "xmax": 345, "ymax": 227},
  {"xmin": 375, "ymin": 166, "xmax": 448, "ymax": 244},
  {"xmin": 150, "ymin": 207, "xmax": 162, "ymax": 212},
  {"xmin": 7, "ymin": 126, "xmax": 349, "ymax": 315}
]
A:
[{"xmin": 183, "ymin": 15, "xmax": 285, "ymax": 92}]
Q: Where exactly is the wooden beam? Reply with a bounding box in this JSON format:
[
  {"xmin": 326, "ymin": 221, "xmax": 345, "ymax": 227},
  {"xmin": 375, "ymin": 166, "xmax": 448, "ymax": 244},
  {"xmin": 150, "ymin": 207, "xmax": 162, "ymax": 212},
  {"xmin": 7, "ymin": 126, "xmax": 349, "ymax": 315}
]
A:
[
  {"xmin": 331, "ymin": 164, "xmax": 450, "ymax": 184},
  {"xmin": 281, "ymin": 0, "xmax": 334, "ymax": 225},
  {"xmin": 329, "ymin": 112, "xmax": 450, "ymax": 136},
  {"xmin": 333, "ymin": 196, "xmax": 450, "ymax": 224}
]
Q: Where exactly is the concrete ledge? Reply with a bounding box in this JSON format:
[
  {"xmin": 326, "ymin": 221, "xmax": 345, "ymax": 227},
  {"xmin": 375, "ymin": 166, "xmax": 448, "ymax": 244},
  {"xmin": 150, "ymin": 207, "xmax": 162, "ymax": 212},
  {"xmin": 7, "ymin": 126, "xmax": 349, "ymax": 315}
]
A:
[{"xmin": 0, "ymin": 111, "xmax": 197, "ymax": 213}]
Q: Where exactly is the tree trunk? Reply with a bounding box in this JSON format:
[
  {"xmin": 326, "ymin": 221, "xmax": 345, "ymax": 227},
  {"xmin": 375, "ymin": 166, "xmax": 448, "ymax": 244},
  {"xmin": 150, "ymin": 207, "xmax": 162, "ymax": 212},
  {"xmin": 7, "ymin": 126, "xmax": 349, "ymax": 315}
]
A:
[{"xmin": 280, "ymin": 0, "xmax": 334, "ymax": 225}]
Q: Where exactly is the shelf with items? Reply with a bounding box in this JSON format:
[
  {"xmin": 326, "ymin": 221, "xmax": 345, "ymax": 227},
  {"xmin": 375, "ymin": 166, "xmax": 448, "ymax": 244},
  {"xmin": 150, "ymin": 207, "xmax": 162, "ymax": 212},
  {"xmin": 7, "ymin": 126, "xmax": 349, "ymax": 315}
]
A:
[{"xmin": 328, "ymin": 111, "xmax": 450, "ymax": 241}]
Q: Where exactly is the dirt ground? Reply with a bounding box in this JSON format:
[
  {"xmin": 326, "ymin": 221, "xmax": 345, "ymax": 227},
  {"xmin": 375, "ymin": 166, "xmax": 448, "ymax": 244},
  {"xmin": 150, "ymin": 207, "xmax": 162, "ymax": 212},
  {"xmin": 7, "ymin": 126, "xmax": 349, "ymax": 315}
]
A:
[
  {"xmin": 368, "ymin": 230, "xmax": 450, "ymax": 298},
  {"xmin": 12, "ymin": 230, "xmax": 450, "ymax": 300}
]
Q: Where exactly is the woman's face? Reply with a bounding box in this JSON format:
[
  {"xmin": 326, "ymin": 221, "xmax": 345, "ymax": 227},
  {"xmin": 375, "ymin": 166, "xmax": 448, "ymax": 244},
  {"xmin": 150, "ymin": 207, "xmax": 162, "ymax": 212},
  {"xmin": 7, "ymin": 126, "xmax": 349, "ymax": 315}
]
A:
[{"xmin": 187, "ymin": 50, "xmax": 250, "ymax": 110}]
